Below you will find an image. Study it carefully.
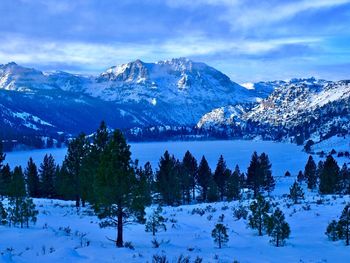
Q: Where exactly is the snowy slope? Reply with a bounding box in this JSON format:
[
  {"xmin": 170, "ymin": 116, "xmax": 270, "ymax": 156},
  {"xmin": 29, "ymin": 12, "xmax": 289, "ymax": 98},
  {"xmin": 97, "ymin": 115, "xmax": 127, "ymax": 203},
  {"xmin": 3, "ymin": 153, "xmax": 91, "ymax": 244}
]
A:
[
  {"xmin": 1, "ymin": 190, "xmax": 350, "ymax": 262},
  {"xmin": 86, "ymin": 58, "xmax": 260, "ymax": 125},
  {"xmin": 198, "ymin": 78, "xmax": 350, "ymax": 143}
]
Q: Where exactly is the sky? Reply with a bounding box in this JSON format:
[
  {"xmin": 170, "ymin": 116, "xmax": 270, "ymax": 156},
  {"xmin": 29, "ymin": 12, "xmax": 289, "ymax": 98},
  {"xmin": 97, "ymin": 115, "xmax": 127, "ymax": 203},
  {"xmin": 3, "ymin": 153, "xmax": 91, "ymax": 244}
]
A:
[{"xmin": 0, "ymin": 0, "xmax": 350, "ymax": 83}]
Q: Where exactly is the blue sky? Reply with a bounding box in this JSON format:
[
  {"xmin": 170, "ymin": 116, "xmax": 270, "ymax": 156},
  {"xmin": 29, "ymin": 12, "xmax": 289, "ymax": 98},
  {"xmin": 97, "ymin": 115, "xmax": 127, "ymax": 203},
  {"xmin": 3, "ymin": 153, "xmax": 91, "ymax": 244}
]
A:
[{"xmin": 0, "ymin": 0, "xmax": 349, "ymax": 82}]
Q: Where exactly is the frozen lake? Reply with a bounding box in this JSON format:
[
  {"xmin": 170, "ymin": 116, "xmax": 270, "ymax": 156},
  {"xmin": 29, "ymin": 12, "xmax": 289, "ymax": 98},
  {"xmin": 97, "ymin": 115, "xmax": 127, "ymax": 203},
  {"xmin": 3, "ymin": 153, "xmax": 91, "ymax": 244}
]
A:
[{"xmin": 5, "ymin": 140, "xmax": 310, "ymax": 176}]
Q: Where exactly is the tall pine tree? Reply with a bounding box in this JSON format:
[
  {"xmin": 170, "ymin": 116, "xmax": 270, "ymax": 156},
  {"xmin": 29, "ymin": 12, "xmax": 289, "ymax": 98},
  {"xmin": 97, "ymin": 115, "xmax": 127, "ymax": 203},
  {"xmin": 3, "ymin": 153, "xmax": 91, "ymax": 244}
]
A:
[
  {"xmin": 93, "ymin": 130, "xmax": 144, "ymax": 247},
  {"xmin": 25, "ymin": 158, "xmax": 40, "ymax": 198},
  {"xmin": 182, "ymin": 151, "xmax": 198, "ymax": 203},
  {"xmin": 304, "ymin": 155, "xmax": 317, "ymax": 190},
  {"xmin": 319, "ymin": 155, "xmax": 340, "ymax": 194},
  {"xmin": 39, "ymin": 154, "xmax": 57, "ymax": 198},
  {"xmin": 197, "ymin": 156, "xmax": 212, "ymax": 202},
  {"xmin": 63, "ymin": 133, "xmax": 88, "ymax": 207},
  {"xmin": 156, "ymin": 151, "xmax": 181, "ymax": 205},
  {"xmin": 213, "ymin": 155, "xmax": 229, "ymax": 201}
]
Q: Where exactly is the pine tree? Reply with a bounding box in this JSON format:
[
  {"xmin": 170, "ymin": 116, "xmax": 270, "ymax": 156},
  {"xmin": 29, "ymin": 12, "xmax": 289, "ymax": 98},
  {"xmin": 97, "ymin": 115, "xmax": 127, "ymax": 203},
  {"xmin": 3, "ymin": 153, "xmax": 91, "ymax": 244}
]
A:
[
  {"xmin": 248, "ymin": 195, "xmax": 271, "ymax": 236},
  {"xmin": 207, "ymin": 177, "xmax": 219, "ymax": 202},
  {"xmin": 133, "ymin": 161, "xmax": 153, "ymax": 223},
  {"xmin": 0, "ymin": 141, "xmax": 5, "ymax": 171},
  {"xmin": 325, "ymin": 204, "xmax": 350, "ymax": 245},
  {"xmin": 247, "ymin": 152, "xmax": 260, "ymax": 197},
  {"xmin": 340, "ymin": 164, "xmax": 350, "ymax": 194},
  {"xmin": 260, "ymin": 153, "xmax": 275, "ymax": 194},
  {"xmin": 213, "ymin": 155, "xmax": 229, "ymax": 201},
  {"xmin": 63, "ymin": 133, "xmax": 88, "ymax": 207},
  {"xmin": 21, "ymin": 197, "xmax": 38, "ymax": 228},
  {"xmin": 7, "ymin": 166, "xmax": 27, "ymax": 228},
  {"xmin": 182, "ymin": 151, "xmax": 198, "ymax": 202},
  {"xmin": 0, "ymin": 164, "xmax": 11, "ymax": 196},
  {"xmin": 8, "ymin": 166, "xmax": 26, "ymax": 198},
  {"xmin": 326, "ymin": 220, "xmax": 340, "ymax": 241},
  {"xmin": 197, "ymin": 156, "xmax": 211, "ymax": 202},
  {"xmin": 39, "ymin": 154, "xmax": 57, "ymax": 198},
  {"xmin": 0, "ymin": 201, "xmax": 8, "ymax": 225},
  {"xmin": 304, "ymin": 156, "xmax": 317, "ymax": 190},
  {"xmin": 211, "ymin": 223, "xmax": 229, "ymax": 248},
  {"xmin": 266, "ymin": 208, "xmax": 290, "ymax": 247},
  {"xmin": 25, "ymin": 158, "xmax": 40, "ymax": 198},
  {"xmin": 145, "ymin": 206, "xmax": 167, "ymax": 236},
  {"xmin": 319, "ymin": 155, "xmax": 340, "ymax": 194},
  {"xmin": 80, "ymin": 121, "xmax": 110, "ymax": 205},
  {"xmin": 297, "ymin": 170, "xmax": 304, "ymax": 182},
  {"xmin": 226, "ymin": 166, "xmax": 240, "ymax": 201},
  {"xmin": 156, "ymin": 151, "xmax": 181, "ymax": 206},
  {"xmin": 289, "ymin": 181, "xmax": 304, "ymax": 204},
  {"xmin": 338, "ymin": 204, "xmax": 350, "ymax": 246},
  {"xmin": 56, "ymin": 162, "xmax": 75, "ymax": 200},
  {"xmin": 135, "ymin": 161, "xmax": 153, "ymax": 207},
  {"xmin": 93, "ymin": 130, "xmax": 144, "ymax": 247}
]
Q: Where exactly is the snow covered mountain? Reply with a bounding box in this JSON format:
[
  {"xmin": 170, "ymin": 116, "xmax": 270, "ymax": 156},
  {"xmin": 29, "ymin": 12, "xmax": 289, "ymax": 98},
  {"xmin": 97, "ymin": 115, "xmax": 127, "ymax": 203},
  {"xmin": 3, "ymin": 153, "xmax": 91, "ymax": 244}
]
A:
[
  {"xmin": 0, "ymin": 59, "xmax": 265, "ymax": 149},
  {"xmin": 198, "ymin": 78, "xmax": 350, "ymax": 144},
  {"xmin": 86, "ymin": 58, "xmax": 260, "ymax": 125},
  {"xmin": 2, "ymin": 59, "xmax": 349, "ymax": 149}
]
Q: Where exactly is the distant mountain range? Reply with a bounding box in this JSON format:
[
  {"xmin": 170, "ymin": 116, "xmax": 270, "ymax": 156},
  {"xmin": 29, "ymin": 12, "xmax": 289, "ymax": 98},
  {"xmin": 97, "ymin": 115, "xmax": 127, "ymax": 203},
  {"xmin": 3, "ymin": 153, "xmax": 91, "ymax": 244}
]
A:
[{"xmin": 1, "ymin": 59, "xmax": 349, "ymax": 150}]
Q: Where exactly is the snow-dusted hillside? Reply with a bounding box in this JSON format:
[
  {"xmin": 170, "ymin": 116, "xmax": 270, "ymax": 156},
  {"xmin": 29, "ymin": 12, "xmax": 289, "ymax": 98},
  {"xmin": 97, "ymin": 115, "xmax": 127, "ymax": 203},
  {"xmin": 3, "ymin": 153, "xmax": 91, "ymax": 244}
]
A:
[
  {"xmin": 198, "ymin": 78, "xmax": 350, "ymax": 144},
  {"xmin": 1, "ymin": 187, "xmax": 350, "ymax": 262}
]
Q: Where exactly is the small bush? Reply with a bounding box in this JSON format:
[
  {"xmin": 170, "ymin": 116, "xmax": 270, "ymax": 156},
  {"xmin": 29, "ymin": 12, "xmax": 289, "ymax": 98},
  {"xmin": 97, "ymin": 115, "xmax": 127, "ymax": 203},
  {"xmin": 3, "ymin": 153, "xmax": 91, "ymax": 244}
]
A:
[{"xmin": 124, "ymin": 241, "xmax": 135, "ymax": 250}]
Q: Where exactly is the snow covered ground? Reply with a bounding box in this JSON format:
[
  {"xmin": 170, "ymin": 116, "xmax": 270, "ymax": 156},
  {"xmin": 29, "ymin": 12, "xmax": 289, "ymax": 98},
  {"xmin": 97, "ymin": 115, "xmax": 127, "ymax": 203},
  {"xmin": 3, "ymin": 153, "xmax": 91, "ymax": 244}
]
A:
[
  {"xmin": 1, "ymin": 191, "xmax": 349, "ymax": 262},
  {"xmin": 3, "ymin": 139, "xmax": 350, "ymax": 262}
]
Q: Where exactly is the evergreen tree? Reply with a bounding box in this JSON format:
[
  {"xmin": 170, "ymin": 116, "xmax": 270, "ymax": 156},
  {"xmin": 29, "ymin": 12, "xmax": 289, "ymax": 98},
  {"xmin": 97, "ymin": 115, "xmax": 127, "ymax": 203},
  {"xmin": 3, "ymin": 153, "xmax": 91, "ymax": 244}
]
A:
[
  {"xmin": 340, "ymin": 164, "xmax": 350, "ymax": 194},
  {"xmin": 260, "ymin": 153, "xmax": 275, "ymax": 194},
  {"xmin": 8, "ymin": 166, "xmax": 26, "ymax": 198},
  {"xmin": 325, "ymin": 204, "xmax": 350, "ymax": 245},
  {"xmin": 56, "ymin": 163, "xmax": 75, "ymax": 200},
  {"xmin": 0, "ymin": 164, "xmax": 11, "ymax": 196},
  {"xmin": 39, "ymin": 154, "xmax": 57, "ymax": 198},
  {"xmin": 266, "ymin": 208, "xmax": 290, "ymax": 247},
  {"xmin": 213, "ymin": 155, "xmax": 229, "ymax": 201},
  {"xmin": 182, "ymin": 151, "xmax": 198, "ymax": 202},
  {"xmin": 226, "ymin": 166, "xmax": 240, "ymax": 201},
  {"xmin": 247, "ymin": 152, "xmax": 260, "ymax": 196},
  {"xmin": 304, "ymin": 156, "xmax": 317, "ymax": 190},
  {"xmin": 248, "ymin": 195, "xmax": 271, "ymax": 236},
  {"xmin": 0, "ymin": 141, "xmax": 5, "ymax": 171},
  {"xmin": 297, "ymin": 170, "xmax": 304, "ymax": 182},
  {"xmin": 326, "ymin": 220, "xmax": 340, "ymax": 241},
  {"xmin": 133, "ymin": 161, "xmax": 153, "ymax": 223},
  {"xmin": 93, "ymin": 130, "xmax": 144, "ymax": 247},
  {"xmin": 145, "ymin": 206, "xmax": 167, "ymax": 236},
  {"xmin": 197, "ymin": 156, "xmax": 211, "ymax": 202},
  {"xmin": 25, "ymin": 158, "xmax": 40, "ymax": 198},
  {"xmin": 63, "ymin": 133, "xmax": 88, "ymax": 207},
  {"xmin": 207, "ymin": 177, "xmax": 219, "ymax": 202},
  {"xmin": 21, "ymin": 197, "xmax": 38, "ymax": 228},
  {"xmin": 338, "ymin": 204, "xmax": 350, "ymax": 246},
  {"xmin": 135, "ymin": 161, "xmax": 153, "ymax": 207},
  {"xmin": 156, "ymin": 151, "xmax": 181, "ymax": 206},
  {"xmin": 284, "ymin": 171, "xmax": 291, "ymax": 177},
  {"xmin": 288, "ymin": 181, "xmax": 304, "ymax": 204},
  {"xmin": 211, "ymin": 223, "xmax": 229, "ymax": 248},
  {"xmin": 7, "ymin": 166, "xmax": 37, "ymax": 228},
  {"xmin": 319, "ymin": 155, "xmax": 340, "ymax": 194},
  {"xmin": 0, "ymin": 201, "xmax": 8, "ymax": 225}
]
